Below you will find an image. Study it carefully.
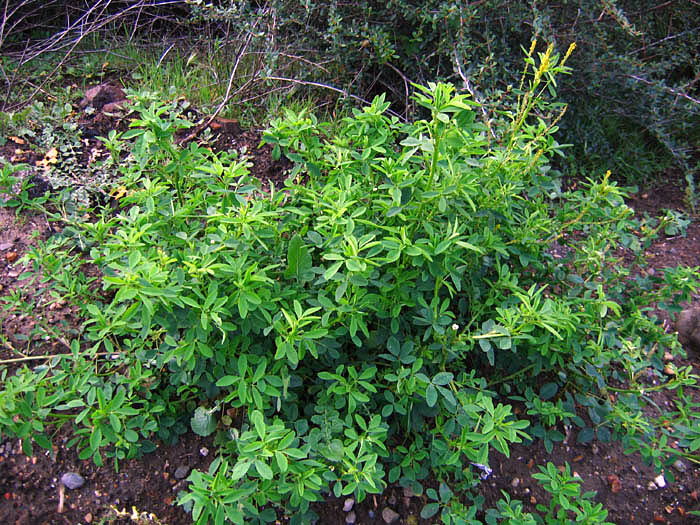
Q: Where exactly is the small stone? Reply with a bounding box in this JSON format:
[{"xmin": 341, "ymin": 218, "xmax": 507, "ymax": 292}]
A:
[
  {"xmin": 84, "ymin": 513, "xmax": 92, "ymax": 523},
  {"xmin": 677, "ymin": 307, "xmax": 700, "ymax": 355},
  {"xmin": 511, "ymin": 477, "xmax": 520, "ymax": 488},
  {"xmin": 648, "ymin": 481, "xmax": 658, "ymax": 491},
  {"xmin": 663, "ymin": 351, "xmax": 674, "ymax": 362},
  {"xmin": 61, "ymin": 472, "xmax": 85, "ymax": 490},
  {"xmin": 343, "ymin": 498, "xmax": 355, "ymax": 512},
  {"xmin": 654, "ymin": 474, "xmax": 666, "ymax": 488},
  {"xmin": 591, "ymin": 444, "xmax": 599, "ymax": 455},
  {"xmin": 174, "ymin": 465, "xmax": 189, "ymax": 480},
  {"xmin": 607, "ymin": 474, "xmax": 622, "ymax": 493},
  {"xmin": 382, "ymin": 507, "xmax": 400, "ymax": 524},
  {"xmin": 402, "ymin": 486, "xmax": 414, "ymax": 499},
  {"xmin": 664, "ymin": 365, "xmax": 676, "ymax": 376},
  {"xmin": 0, "ymin": 243, "xmax": 12, "ymax": 251},
  {"xmin": 345, "ymin": 511, "xmax": 356, "ymax": 524},
  {"xmin": 673, "ymin": 459, "xmax": 688, "ymax": 473},
  {"xmin": 368, "ymin": 510, "xmax": 375, "ymax": 519},
  {"xmin": 199, "ymin": 447, "xmax": 209, "ymax": 457}
]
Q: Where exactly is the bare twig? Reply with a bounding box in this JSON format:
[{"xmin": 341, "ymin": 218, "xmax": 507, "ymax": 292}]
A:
[
  {"xmin": 175, "ymin": 24, "xmax": 257, "ymax": 145},
  {"xmin": 626, "ymin": 74, "xmax": 700, "ymax": 105},
  {"xmin": 453, "ymin": 49, "xmax": 497, "ymax": 141},
  {"xmin": 385, "ymin": 61, "xmax": 412, "ymax": 118},
  {"xmin": 57, "ymin": 483, "xmax": 65, "ymax": 514}
]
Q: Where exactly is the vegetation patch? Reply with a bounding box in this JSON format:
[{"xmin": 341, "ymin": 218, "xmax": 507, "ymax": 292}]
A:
[{"xmin": 2, "ymin": 41, "xmax": 700, "ymax": 524}]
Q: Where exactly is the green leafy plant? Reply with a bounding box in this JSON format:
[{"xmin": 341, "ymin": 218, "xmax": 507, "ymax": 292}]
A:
[{"xmin": 2, "ymin": 42, "xmax": 700, "ymax": 524}]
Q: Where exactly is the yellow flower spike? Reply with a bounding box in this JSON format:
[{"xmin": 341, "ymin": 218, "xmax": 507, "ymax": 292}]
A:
[
  {"xmin": 561, "ymin": 42, "xmax": 576, "ymax": 67},
  {"xmin": 534, "ymin": 43, "xmax": 554, "ymax": 83},
  {"xmin": 528, "ymin": 39, "xmax": 537, "ymax": 56}
]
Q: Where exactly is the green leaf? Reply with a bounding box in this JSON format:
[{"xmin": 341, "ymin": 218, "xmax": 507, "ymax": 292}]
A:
[
  {"xmin": 539, "ymin": 382, "xmax": 558, "ymax": 400},
  {"xmin": 90, "ymin": 426, "xmax": 102, "ymax": 452},
  {"xmin": 34, "ymin": 433, "xmax": 51, "ymax": 450},
  {"xmin": 216, "ymin": 375, "xmax": 237, "ymax": 387},
  {"xmin": 255, "ymin": 459, "xmax": 273, "ymax": 480},
  {"xmin": 432, "ymin": 372, "xmax": 453, "ymax": 386},
  {"xmin": 251, "ymin": 410, "xmax": 266, "ymax": 439},
  {"xmin": 426, "ymin": 384, "xmax": 438, "ymax": 407},
  {"xmin": 421, "ymin": 503, "xmax": 440, "ymax": 519},
  {"xmin": 285, "ymin": 234, "xmax": 313, "ymax": 283},
  {"xmin": 231, "ymin": 460, "xmax": 251, "ymax": 480},
  {"xmin": 577, "ymin": 428, "xmax": 594, "ymax": 444},
  {"xmin": 275, "ymin": 451, "xmax": 288, "ymax": 473},
  {"xmin": 190, "ymin": 407, "xmax": 216, "ymax": 437},
  {"xmin": 324, "ymin": 261, "xmax": 343, "ymax": 281}
]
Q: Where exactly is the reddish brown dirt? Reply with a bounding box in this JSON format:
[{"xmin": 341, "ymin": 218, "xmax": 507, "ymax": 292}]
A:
[{"xmin": 1, "ymin": 102, "xmax": 699, "ymax": 524}]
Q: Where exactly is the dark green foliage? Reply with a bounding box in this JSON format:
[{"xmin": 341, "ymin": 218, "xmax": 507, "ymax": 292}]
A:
[{"xmin": 190, "ymin": 0, "xmax": 700, "ymax": 195}]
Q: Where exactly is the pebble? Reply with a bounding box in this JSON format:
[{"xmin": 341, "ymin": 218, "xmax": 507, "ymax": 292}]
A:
[
  {"xmin": 174, "ymin": 465, "xmax": 189, "ymax": 479},
  {"xmin": 345, "ymin": 511, "xmax": 356, "ymax": 524},
  {"xmin": 343, "ymin": 498, "xmax": 355, "ymax": 512},
  {"xmin": 672, "ymin": 460, "xmax": 687, "ymax": 473},
  {"xmin": 84, "ymin": 513, "xmax": 92, "ymax": 523},
  {"xmin": 402, "ymin": 486, "xmax": 414, "ymax": 499},
  {"xmin": 0, "ymin": 242, "xmax": 12, "ymax": 251},
  {"xmin": 591, "ymin": 444, "xmax": 599, "ymax": 455},
  {"xmin": 199, "ymin": 447, "xmax": 209, "ymax": 457},
  {"xmin": 368, "ymin": 510, "xmax": 375, "ymax": 518},
  {"xmin": 511, "ymin": 477, "xmax": 520, "ymax": 488},
  {"xmin": 382, "ymin": 507, "xmax": 400, "ymax": 524},
  {"xmin": 61, "ymin": 472, "xmax": 85, "ymax": 490},
  {"xmin": 648, "ymin": 481, "xmax": 658, "ymax": 491},
  {"xmin": 654, "ymin": 474, "xmax": 666, "ymax": 488}
]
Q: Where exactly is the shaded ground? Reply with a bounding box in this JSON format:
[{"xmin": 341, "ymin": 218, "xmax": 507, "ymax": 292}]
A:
[{"xmin": 0, "ymin": 90, "xmax": 699, "ymax": 524}]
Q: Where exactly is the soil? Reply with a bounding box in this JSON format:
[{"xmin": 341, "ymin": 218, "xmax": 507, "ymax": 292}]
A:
[{"xmin": 1, "ymin": 93, "xmax": 699, "ymax": 524}]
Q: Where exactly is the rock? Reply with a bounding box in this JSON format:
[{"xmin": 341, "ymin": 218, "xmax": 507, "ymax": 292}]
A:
[
  {"xmin": 345, "ymin": 511, "xmax": 356, "ymax": 524},
  {"xmin": 84, "ymin": 513, "xmax": 92, "ymax": 523},
  {"xmin": 102, "ymin": 100, "xmax": 129, "ymax": 113},
  {"xmin": 607, "ymin": 474, "xmax": 622, "ymax": 493},
  {"xmin": 654, "ymin": 474, "xmax": 666, "ymax": 488},
  {"xmin": 368, "ymin": 510, "xmax": 375, "ymax": 519},
  {"xmin": 382, "ymin": 507, "xmax": 400, "ymax": 524},
  {"xmin": 0, "ymin": 243, "xmax": 12, "ymax": 251},
  {"xmin": 648, "ymin": 481, "xmax": 658, "ymax": 491},
  {"xmin": 174, "ymin": 465, "xmax": 189, "ymax": 480},
  {"xmin": 511, "ymin": 477, "xmax": 520, "ymax": 488},
  {"xmin": 210, "ymin": 118, "xmax": 242, "ymax": 136},
  {"xmin": 199, "ymin": 447, "xmax": 209, "ymax": 456},
  {"xmin": 80, "ymin": 84, "xmax": 126, "ymax": 110},
  {"xmin": 343, "ymin": 498, "xmax": 355, "ymax": 512},
  {"xmin": 402, "ymin": 486, "xmax": 415, "ymax": 498},
  {"xmin": 663, "ymin": 351, "xmax": 674, "ymax": 362},
  {"xmin": 676, "ymin": 307, "xmax": 700, "ymax": 355},
  {"xmin": 61, "ymin": 472, "xmax": 85, "ymax": 490},
  {"xmin": 673, "ymin": 459, "xmax": 688, "ymax": 473}
]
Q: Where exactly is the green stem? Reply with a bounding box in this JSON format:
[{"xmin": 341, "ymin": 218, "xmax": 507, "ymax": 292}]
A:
[{"xmin": 0, "ymin": 352, "xmax": 116, "ymax": 365}]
